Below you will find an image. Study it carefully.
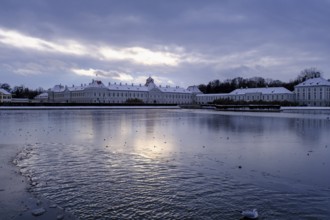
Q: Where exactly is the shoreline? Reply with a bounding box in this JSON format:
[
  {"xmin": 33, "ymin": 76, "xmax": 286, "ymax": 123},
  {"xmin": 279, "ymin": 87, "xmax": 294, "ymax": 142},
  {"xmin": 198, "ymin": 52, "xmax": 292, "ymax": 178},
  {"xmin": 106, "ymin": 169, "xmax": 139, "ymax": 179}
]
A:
[
  {"xmin": 0, "ymin": 105, "xmax": 180, "ymax": 110},
  {"xmin": 0, "ymin": 144, "xmax": 76, "ymax": 220}
]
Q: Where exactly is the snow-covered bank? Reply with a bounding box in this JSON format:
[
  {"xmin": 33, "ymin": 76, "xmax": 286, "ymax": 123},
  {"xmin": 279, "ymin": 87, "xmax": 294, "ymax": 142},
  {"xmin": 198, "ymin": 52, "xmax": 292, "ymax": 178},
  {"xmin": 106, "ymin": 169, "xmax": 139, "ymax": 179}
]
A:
[{"xmin": 0, "ymin": 144, "xmax": 76, "ymax": 220}]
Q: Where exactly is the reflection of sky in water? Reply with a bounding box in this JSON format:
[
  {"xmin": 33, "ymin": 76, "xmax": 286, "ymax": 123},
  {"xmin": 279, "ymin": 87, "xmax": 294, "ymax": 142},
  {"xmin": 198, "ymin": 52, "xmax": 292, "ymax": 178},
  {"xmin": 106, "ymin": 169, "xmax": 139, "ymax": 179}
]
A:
[
  {"xmin": 2, "ymin": 109, "xmax": 330, "ymax": 219},
  {"xmin": 1, "ymin": 109, "xmax": 329, "ymax": 190},
  {"xmin": 182, "ymin": 110, "xmax": 330, "ymax": 188}
]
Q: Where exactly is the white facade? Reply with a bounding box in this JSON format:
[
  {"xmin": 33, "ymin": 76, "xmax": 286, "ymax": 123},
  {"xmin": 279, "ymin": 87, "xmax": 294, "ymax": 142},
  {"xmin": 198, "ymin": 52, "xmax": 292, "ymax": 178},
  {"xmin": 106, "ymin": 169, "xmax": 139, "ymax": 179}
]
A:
[
  {"xmin": 34, "ymin": 92, "xmax": 49, "ymax": 102},
  {"xmin": 0, "ymin": 88, "xmax": 12, "ymax": 103},
  {"xmin": 47, "ymin": 77, "xmax": 329, "ymax": 106},
  {"xmin": 196, "ymin": 93, "xmax": 230, "ymax": 104},
  {"xmin": 48, "ymin": 77, "xmax": 199, "ymax": 104},
  {"xmin": 196, "ymin": 87, "xmax": 294, "ymax": 104},
  {"xmin": 230, "ymin": 87, "xmax": 294, "ymax": 102},
  {"xmin": 294, "ymin": 78, "xmax": 330, "ymax": 106}
]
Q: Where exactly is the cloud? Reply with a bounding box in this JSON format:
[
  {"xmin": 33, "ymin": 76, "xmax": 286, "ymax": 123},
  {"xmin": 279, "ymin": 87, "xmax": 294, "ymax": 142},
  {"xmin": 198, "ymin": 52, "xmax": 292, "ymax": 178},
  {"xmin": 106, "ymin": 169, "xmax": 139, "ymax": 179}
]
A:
[
  {"xmin": 99, "ymin": 46, "xmax": 180, "ymax": 66},
  {"xmin": 71, "ymin": 68, "xmax": 134, "ymax": 82},
  {"xmin": 13, "ymin": 63, "xmax": 44, "ymax": 76},
  {"xmin": 1, "ymin": 0, "xmax": 330, "ymax": 90},
  {"xmin": 0, "ymin": 28, "xmax": 87, "ymax": 55},
  {"xmin": 0, "ymin": 27, "xmax": 183, "ymax": 67}
]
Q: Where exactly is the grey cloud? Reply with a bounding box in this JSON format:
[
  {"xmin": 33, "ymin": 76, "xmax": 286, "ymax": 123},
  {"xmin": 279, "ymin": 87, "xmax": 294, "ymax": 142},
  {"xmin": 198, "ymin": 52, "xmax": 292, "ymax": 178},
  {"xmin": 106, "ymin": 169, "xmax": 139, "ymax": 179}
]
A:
[
  {"xmin": 94, "ymin": 70, "xmax": 120, "ymax": 78},
  {"xmin": 1, "ymin": 0, "xmax": 330, "ymax": 89}
]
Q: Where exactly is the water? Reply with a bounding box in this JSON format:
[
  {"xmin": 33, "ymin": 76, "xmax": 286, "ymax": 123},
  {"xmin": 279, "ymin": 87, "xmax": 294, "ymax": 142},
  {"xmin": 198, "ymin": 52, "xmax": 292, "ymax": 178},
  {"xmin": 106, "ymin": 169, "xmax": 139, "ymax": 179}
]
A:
[{"xmin": 1, "ymin": 109, "xmax": 330, "ymax": 219}]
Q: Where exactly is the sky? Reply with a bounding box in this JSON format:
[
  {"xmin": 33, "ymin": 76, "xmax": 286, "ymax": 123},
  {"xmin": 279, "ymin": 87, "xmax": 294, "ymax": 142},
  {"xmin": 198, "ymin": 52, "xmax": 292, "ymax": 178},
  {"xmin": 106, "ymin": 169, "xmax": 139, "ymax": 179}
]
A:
[{"xmin": 1, "ymin": 0, "xmax": 330, "ymax": 90}]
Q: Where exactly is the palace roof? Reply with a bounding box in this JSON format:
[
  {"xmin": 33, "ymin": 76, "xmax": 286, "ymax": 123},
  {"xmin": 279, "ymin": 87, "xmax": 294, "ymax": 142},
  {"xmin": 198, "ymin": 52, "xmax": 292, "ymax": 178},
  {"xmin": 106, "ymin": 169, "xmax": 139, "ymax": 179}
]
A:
[
  {"xmin": 107, "ymin": 83, "xmax": 149, "ymax": 92},
  {"xmin": 196, "ymin": 93, "xmax": 229, "ymax": 97},
  {"xmin": 158, "ymin": 86, "xmax": 191, "ymax": 94},
  {"xmin": 187, "ymin": 85, "xmax": 202, "ymax": 94},
  {"xmin": 0, "ymin": 88, "xmax": 11, "ymax": 95},
  {"xmin": 52, "ymin": 79, "xmax": 193, "ymax": 94},
  {"xmin": 295, "ymin": 77, "xmax": 330, "ymax": 87},
  {"xmin": 52, "ymin": 85, "xmax": 66, "ymax": 92},
  {"xmin": 230, "ymin": 87, "xmax": 293, "ymax": 95}
]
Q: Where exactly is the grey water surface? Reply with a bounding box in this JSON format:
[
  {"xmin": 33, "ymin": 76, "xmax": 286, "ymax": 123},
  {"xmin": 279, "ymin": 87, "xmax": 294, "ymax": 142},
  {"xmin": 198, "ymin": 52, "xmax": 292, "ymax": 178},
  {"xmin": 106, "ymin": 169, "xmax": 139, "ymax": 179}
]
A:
[{"xmin": 1, "ymin": 109, "xmax": 330, "ymax": 219}]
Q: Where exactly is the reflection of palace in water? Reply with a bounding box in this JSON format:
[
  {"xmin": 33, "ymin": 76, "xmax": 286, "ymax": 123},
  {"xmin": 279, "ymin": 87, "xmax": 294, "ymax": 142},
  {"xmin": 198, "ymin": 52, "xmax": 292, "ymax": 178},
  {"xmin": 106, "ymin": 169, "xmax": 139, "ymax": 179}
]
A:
[
  {"xmin": 44, "ymin": 77, "xmax": 330, "ymax": 106},
  {"xmin": 294, "ymin": 117, "xmax": 330, "ymax": 141}
]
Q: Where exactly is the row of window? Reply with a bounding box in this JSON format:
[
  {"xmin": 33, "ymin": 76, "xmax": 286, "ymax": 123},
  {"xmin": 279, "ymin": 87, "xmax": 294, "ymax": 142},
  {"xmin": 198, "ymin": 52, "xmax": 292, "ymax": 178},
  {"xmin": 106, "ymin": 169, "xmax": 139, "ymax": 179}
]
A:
[
  {"xmin": 93, "ymin": 92, "xmax": 146, "ymax": 98},
  {"xmin": 297, "ymin": 87, "xmax": 330, "ymax": 93},
  {"xmin": 54, "ymin": 94, "xmax": 65, "ymax": 98},
  {"xmin": 197, "ymin": 94, "xmax": 290, "ymax": 102},
  {"xmin": 62, "ymin": 92, "xmax": 192, "ymax": 100},
  {"xmin": 90, "ymin": 99, "xmax": 191, "ymax": 104},
  {"xmin": 53, "ymin": 91, "xmax": 192, "ymax": 102},
  {"xmin": 297, "ymin": 91, "xmax": 330, "ymax": 100}
]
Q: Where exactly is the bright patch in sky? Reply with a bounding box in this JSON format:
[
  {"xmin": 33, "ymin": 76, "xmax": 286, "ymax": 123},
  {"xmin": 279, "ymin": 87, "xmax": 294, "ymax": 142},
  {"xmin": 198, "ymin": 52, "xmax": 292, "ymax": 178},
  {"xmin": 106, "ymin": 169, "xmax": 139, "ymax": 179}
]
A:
[
  {"xmin": 0, "ymin": 28, "xmax": 181, "ymax": 67},
  {"xmin": 99, "ymin": 46, "xmax": 180, "ymax": 66},
  {"xmin": 71, "ymin": 68, "xmax": 99, "ymax": 77},
  {"xmin": 0, "ymin": 28, "xmax": 87, "ymax": 56}
]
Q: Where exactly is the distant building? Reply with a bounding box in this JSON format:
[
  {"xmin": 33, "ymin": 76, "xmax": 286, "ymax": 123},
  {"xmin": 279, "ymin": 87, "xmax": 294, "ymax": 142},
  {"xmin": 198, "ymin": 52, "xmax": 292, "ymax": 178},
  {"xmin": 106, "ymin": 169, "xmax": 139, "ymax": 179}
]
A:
[
  {"xmin": 294, "ymin": 77, "xmax": 330, "ymax": 106},
  {"xmin": 34, "ymin": 92, "xmax": 49, "ymax": 102},
  {"xmin": 0, "ymin": 88, "xmax": 12, "ymax": 103},
  {"xmin": 229, "ymin": 87, "xmax": 294, "ymax": 102},
  {"xmin": 46, "ymin": 76, "xmax": 330, "ymax": 106},
  {"xmin": 196, "ymin": 93, "xmax": 230, "ymax": 104},
  {"xmin": 196, "ymin": 87, "xmax": 294, "ymax": 104},
  {"xmin": 48, "ymin": 77, "xmax": 201, "ymax": 104}
]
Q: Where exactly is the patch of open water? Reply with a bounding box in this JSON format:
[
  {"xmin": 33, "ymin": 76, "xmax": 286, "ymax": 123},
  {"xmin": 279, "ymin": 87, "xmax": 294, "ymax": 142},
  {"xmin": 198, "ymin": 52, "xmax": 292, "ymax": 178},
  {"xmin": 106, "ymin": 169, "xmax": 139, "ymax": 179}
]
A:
[{"xmin": 1, "ymin": 109, "xmax": 330, "ymax": 219}]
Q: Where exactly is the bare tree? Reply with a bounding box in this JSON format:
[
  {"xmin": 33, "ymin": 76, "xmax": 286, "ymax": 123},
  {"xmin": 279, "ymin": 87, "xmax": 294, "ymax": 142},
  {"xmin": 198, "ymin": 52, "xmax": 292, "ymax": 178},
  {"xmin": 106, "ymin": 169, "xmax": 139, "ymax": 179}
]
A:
[
  {"xmin": 0, "ymin": 83, "xmax": 11, "ymax": 92},
  {"xmin": 298, "ymin": 67, "xmax": 322, "ymax": 82}
]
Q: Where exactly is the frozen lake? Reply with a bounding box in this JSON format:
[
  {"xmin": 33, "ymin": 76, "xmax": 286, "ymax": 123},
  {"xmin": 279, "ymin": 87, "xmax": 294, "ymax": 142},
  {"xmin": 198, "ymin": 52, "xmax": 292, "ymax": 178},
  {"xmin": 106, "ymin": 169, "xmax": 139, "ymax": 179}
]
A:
[{"xmin": 1, "ymin": 109, "xmax": 330, "ymax": 219}]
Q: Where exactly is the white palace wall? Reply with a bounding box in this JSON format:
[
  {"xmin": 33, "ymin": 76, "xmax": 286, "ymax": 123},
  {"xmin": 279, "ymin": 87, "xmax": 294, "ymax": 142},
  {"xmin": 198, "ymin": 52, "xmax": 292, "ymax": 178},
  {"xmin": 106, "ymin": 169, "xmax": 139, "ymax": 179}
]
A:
[{"xmin": 47, "ymin": 77, "xmax": 330, "ymax": 106}]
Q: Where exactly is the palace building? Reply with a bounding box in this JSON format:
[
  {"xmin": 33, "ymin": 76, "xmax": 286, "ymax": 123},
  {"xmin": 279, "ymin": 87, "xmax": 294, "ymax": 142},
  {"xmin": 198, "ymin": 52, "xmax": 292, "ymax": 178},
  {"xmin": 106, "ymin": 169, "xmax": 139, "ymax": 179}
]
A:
[
  {"xmin": 196, "ymin": 87, "xmax": 295, "ymax": 104},
  {"xmin": 46, "ymin": 76, "xmax": 330, "ymax": 106},
  {"xmin": 48, "ymin": 77, "xmax": 200, "ymax": 104},
  {"xmin": 0, "ymin": 88, "xmax": 12, "ymax": 103},
  {"xmin": 294, "ymin": 77, "xmax": 330, "ymax": 106}
]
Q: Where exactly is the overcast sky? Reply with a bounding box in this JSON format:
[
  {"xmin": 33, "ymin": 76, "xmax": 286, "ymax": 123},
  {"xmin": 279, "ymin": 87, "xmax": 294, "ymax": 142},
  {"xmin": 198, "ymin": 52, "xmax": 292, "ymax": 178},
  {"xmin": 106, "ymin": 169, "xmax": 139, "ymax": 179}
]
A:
[{"xmin": 1, "ymin": 0, "xmax": 330, "ymax": 89}]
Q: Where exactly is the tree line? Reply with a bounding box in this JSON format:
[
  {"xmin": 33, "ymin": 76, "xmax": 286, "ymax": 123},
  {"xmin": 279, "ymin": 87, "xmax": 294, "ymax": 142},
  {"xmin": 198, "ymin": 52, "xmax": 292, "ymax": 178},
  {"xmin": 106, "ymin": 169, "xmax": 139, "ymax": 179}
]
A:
[{"xmin": 198, "ymin": 68, "xmax": 324, "ymax": 94}]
